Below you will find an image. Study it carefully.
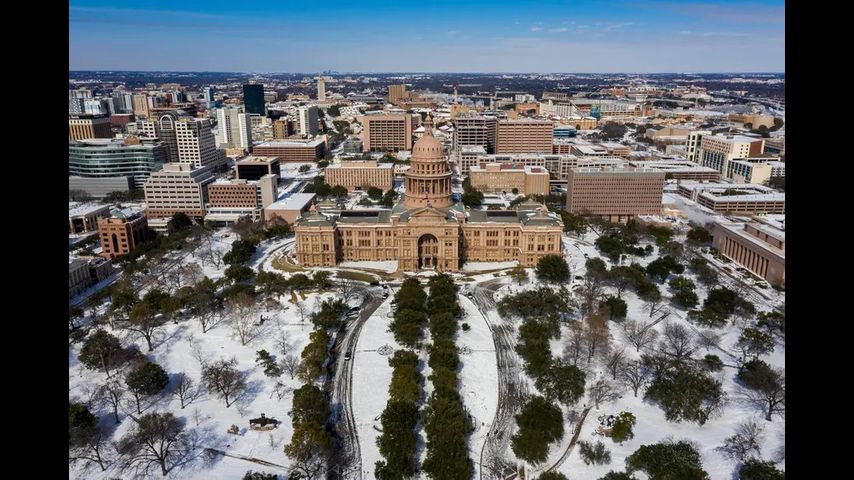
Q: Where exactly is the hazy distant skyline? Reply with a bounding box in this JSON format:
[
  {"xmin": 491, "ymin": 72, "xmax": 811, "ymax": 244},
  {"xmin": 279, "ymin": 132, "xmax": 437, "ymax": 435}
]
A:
[{"xmin": 69, "ymin": 0, "xmax": 785, "ymax": 73}]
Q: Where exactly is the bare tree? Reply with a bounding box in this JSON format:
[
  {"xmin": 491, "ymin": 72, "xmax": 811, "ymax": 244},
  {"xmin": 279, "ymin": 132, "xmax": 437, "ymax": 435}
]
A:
[
  {"xmin": 163, "ymin": 268, "xmax": 183, "ymax": 294},
  {"xmin": 97, "ymin": 378, "xmax": 126, "ymax": 424},
  {"xmin": 604, "ymin": 349, "xmax": 626, "ymax": 380},
  {"xmin": 187, "ymin": 334, "xmax": 210, "ymax": 369},
  {"xmin": 295, "ymin": 302, "xmax": 309, "ymax": 325},
  {"xmin": 197, "ymin": 227, "xmax": 223, "ymax": 268},
  {"xmin": 584, "ymin": 310, "xmax": 610, "ymax": 364},
  {"xmin": 716, "ymin": 419, "xmax": 764, "ymax": 462},
  {"xmin": 281, "ymin": 354, "xmax": 300, "ymax": 380},
  {"xmin": 123, "ymin": 302, "xmax": 164, "ymax": 352},
  {"xmin": 620, "ymin": 360, "xmax": 649, "ymax": 397},
  {"xmin": 563, "ymin": 321, "xmax": 586, "ymax": 366},
  {"xmin": 336, "ymin": 278, "xmax": 359, "ymax": 305},
  {"xmin": 588, "ymin": 378, "xmax": 622, "ymax": 409},
  {"xmin": 695, "ymin": 329, "xmax": 722, "ymax": 350},
  {"xmin": 742, "ymin": 367, "xmax": 785, "ymax": 421},
  {"xmin": 77, "ymin": 384, "xmax": 102, "ymax": 410},
  {"xmin": 182, "ymin": 262, "xmax": 204, "ymax": 286},
  {"xmin": 647, "ymin": 295, "xmax": 667, "ymax": 319},
  {"xmin": 69, "ymin": 428, "xmax": 111, "ymax": 472},
  {"xmin": 196, "ymin": 301, "xmax": 224, "ymax": 334},
  {"xmin": 229, "ymin": 292, "xmax": 257, "ymax": 346},
  {"xmin": 116, "ymin": 412, "xmax": 197, "ymax": 477},
  {"xmin": 172, "ymin": 373, "xmax": 202, "ymax": 409},
  {"xmin": 578, "ymin": 277, "xmax": 605, "ymax": 319},
  {"xmin": 201, "ymin": 358, "xmax": 246, "ymax": 408},
  {"xmin": 660, "ymin": 322, "xmax": 698, "ymax": 361},
  {"xmin": 275, "ymin": 329, "xmax": 294, "ymax": 357},
  {"xmin": 620, "ymin": 319, "xmax": 659, "ymax": 353}
]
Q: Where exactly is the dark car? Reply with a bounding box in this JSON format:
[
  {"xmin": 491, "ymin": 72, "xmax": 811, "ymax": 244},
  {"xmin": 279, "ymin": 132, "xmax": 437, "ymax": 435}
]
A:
[{"xmin": 344, "ymin": 351, "xmax": 352, "ymax": 361}]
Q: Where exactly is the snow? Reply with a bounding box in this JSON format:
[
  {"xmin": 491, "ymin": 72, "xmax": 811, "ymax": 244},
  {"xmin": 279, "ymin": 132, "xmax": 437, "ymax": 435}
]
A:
[
  {"xmin": 351, "ymin": 297, "xmax": 398, "ymax": 478},
  {"xmin": 461, "ymin": 261, "xmax": 518, "ymax": 272},
  {"xmin": 69, "ymin": 289, "xmax": 337, "ymax": 479},
  {"xmin": 457, "ymin": 295, "xmax": 499, "ymax": 464},
  {"xmin": 337, "ymin": 260, "xmax": 399, "ymax": 273}
]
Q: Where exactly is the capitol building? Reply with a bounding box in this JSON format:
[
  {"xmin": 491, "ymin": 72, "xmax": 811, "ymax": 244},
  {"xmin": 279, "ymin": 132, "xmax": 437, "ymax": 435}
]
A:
[{"xmin": 293, "ymin": 116, "xmax": 564, "ymax": 273}]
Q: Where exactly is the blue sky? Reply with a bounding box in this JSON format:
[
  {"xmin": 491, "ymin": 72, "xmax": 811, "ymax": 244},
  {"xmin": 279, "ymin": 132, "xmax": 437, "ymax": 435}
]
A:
[{"xmin": 69, "ymin": 0, "xmax": 785, "ymax": 73}]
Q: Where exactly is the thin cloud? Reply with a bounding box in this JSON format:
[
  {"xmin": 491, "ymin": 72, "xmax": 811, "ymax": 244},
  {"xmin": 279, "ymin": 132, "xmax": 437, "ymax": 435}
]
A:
[
  {"xmin": 549, "ymin": 27, "xmax": 569, "ymax": 33},
  {"xmin": 531, "ymin": 26, "xmax": 543, "ymax": 31},
  {"xmin": 649, "ymin": 2, "xmax": 784, "ymax": 24},
  {"xmin": 678, "ymin": 30, "xmax": 752, "ymax": 37}
]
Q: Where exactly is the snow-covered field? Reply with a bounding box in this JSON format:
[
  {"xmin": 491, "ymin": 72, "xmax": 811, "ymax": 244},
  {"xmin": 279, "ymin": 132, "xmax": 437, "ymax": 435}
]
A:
[
  {"xmin": 457, "ymin": 295, "xmax": 499, "ymax": 464},
  {"xmin": 69, "ymin": 289, "xmax": 335, "ymax": 479},
  {"xmin": 462, "ymin": 261, "xmax": 518, "ymax": 272},
  {"xmin": 338, "ymin": 260, "xmax": 399, "ymax": 273},
  {"xmin": 70, "ymin": 219, "xmax": 784, "ymax": 479},
  {"xmin": 351, "ymin": 297, "xmax": 397, "ymax": 478}
]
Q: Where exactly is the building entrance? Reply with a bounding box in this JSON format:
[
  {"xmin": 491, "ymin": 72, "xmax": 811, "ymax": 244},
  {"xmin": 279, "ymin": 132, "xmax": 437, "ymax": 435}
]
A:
[{"xmin": 418, "ymin": 234, "xmax": 439, "ymax": 270}]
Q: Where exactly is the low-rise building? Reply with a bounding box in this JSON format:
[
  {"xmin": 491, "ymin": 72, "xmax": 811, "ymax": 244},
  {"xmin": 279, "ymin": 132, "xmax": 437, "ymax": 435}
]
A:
[
  {"xmin": 236, "ymin": 156, "xmax": 282, "ymax": 181},
  {"xmin": 69, "ymin": 256, "xmax": 114, "ymax": 298},
  {"xmin": 251, "ymin": 138, "xmax": 327, "ymax": 161},
  {"xmin": 205, "ymin": 174, "xmax": 278, "ymax": 223},
  {"xmin": 727, "ymin": 160, "xmax": 773, "ymax": 185},
  {"xmin": 566, "ymin": 167, "xmax": 665, "ymax": 221},
  {"xmin": 324, "ymin": 160, "xmax": 394, "ymax": 192},
  {"xmin": 627, "ymin": 160, "xmax": 721, "ymax": 181},
  {"xmin": 98, "ymin": 207, "xmax": 149, "ymax": 259},
  {"xmin": 495, "ymin": 118, "xmax": 554, "ymax": 154},
  {"xmin": 69, "ymin": 204, "xmax": 111, "ymax": 234},
  {"xmin": 143, "ymin": 163, "xmax": 216, "ymax": 225},
  {"xmin": 468, "ymin": 163, "xmax": 550, "ymax": 195},
  {"xmin": 69, "ymin": 114, "xmax": 113, "ymax": 140},
  {"xmin": 712, "ymin": 216, "xmax": 785, "ymax": 287},
  {"xmin": 264, "ymin": 193, "xmax": 317, "ymax": 224},
  {"xmin": 676, "ymin": 182, "xmax": 785, "ymax": 215}
]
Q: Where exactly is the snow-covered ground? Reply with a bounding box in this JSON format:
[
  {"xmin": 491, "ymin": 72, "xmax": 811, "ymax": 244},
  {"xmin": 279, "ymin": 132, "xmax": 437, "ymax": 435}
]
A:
[
  {"xmin": 337, "ymin": 260, "xmax": 398, "ymax": 273},
  {"xmin": 462, "ymin": 261, "xmax": 518, "ymax": 272},
  {"xmin": 457, "ymin": 295, "xmax": 499, "ymax": 466},
  {"xmin": 350, "ymin": 297, "xmax": 397, "ymax": 478},
  {"xmin": 69, "ymin": 289, "xmax": 336, "ymax": 479}
]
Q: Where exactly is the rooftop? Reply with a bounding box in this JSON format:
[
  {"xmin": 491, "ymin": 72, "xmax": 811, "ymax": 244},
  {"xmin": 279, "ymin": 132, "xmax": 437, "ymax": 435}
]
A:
[
  {"xmin": 266, "ymin": 193, "xmax": 317, "ymax": 211},
  {"xmin": 69, "ymin": 203, "xmax": 110, "ymax": 218},
  {"xmin": 253, "ymin": 138, "xmax": 325, "ymax": 148}
]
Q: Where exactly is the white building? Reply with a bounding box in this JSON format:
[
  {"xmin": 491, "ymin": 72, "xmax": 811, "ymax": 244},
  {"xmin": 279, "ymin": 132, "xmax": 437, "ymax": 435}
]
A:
[
  {"xmin": 298, "ymin": 105, "xmax": 319, "ymax": 136},
  {"xmin": 216, "ymin": 106, "xmax": 253, "ymax": 149}
]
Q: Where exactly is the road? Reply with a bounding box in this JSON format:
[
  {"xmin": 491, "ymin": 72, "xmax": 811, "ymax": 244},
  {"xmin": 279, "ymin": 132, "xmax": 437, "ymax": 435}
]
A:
[
  {"xmin": 543, "ymin": 406, "xmax": 592, "ymax": 474},
  {"xmin": 328, "ymin": 288, "xmax": 385, "ymax": 480},
  {"xmin": 469, "ymin": 277, "xmax": 530, "ymax": 480}
]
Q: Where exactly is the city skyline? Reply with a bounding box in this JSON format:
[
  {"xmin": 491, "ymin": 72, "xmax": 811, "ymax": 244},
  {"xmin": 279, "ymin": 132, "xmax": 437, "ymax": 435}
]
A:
[{"xmin": 69, "ymin": 0, "xmax": 785, "ymax": 73}]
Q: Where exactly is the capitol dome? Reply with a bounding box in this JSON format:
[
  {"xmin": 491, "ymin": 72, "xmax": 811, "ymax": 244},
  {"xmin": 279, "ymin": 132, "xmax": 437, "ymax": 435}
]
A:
[{"xmin": 411, "ymin": 115, "xmax": 443, "ymax": 160}]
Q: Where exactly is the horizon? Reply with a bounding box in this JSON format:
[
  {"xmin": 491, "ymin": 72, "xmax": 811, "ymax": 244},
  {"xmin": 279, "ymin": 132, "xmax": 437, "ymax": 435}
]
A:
[
  {"xmin": 70, "ymin": 0, "xmax": 785, "ymax": 73},
  {"xmin": 69, "ymin": 70, "xmax": 785, "ymax": 75}
]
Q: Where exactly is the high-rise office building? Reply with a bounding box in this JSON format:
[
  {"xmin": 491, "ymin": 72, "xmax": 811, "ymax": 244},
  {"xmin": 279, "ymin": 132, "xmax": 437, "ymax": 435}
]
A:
[
  {"xmin": 453, "ymin": 113, "xmax": 497, "ymax": 153},
  {"xmin": 298, "ymin": 106, "xmax": 319, "ymax": 136},
  {"xmin": 361, "ymin": 114, "xmax": 414, "ymax": 152},
  {"xmin": 203, "ymin": 86, "xmax": 214, "ymax": 105},
  {"xmin": 388, "ymin": 84, "xmax": 407, "ymax": 104},
  {"xmin": 216, "ymin": 106, "xmax": 252, "ymax": 149},
  {"xmin": 243, "ymin": 84, "xmax": 266, "ymax": 116},
  {"xmin": 696, "ymin": 135, "xmax": 765, "ymax": 175},
  {"xmin": 131, "ymin": 94, "xmax": 150, "ymax": 118},
  {"xmin": 69, "ymin": 137, "xmax": 168, "ymax": 188},
  {"xmin": 137, "ymin": 113, "xmax": 221, "ymax": 168},
  {"xmin": 566, "ymin": 167, "xmax": 665, "ymax": 221},
  {"xmin": 69, "ymin": 114, "xmax": 113, "ymax": 140},
  {"xmin": 495, "ymin": 119, "xmax": 554, "ymax": 153},
  {"xmin": 143, "ymin": 163, "xmax": 216, "ymax": 223},
  {"xmin": 84, "ymin": 98, "xmax": 112, "ymax": 115},
  {"xmin": 69, "ymin": 97, "xmax": 85, "ymax": 115},
  {"xmin": 317, "ymin": 76, "xmax": 326, "ymax": 101}
]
